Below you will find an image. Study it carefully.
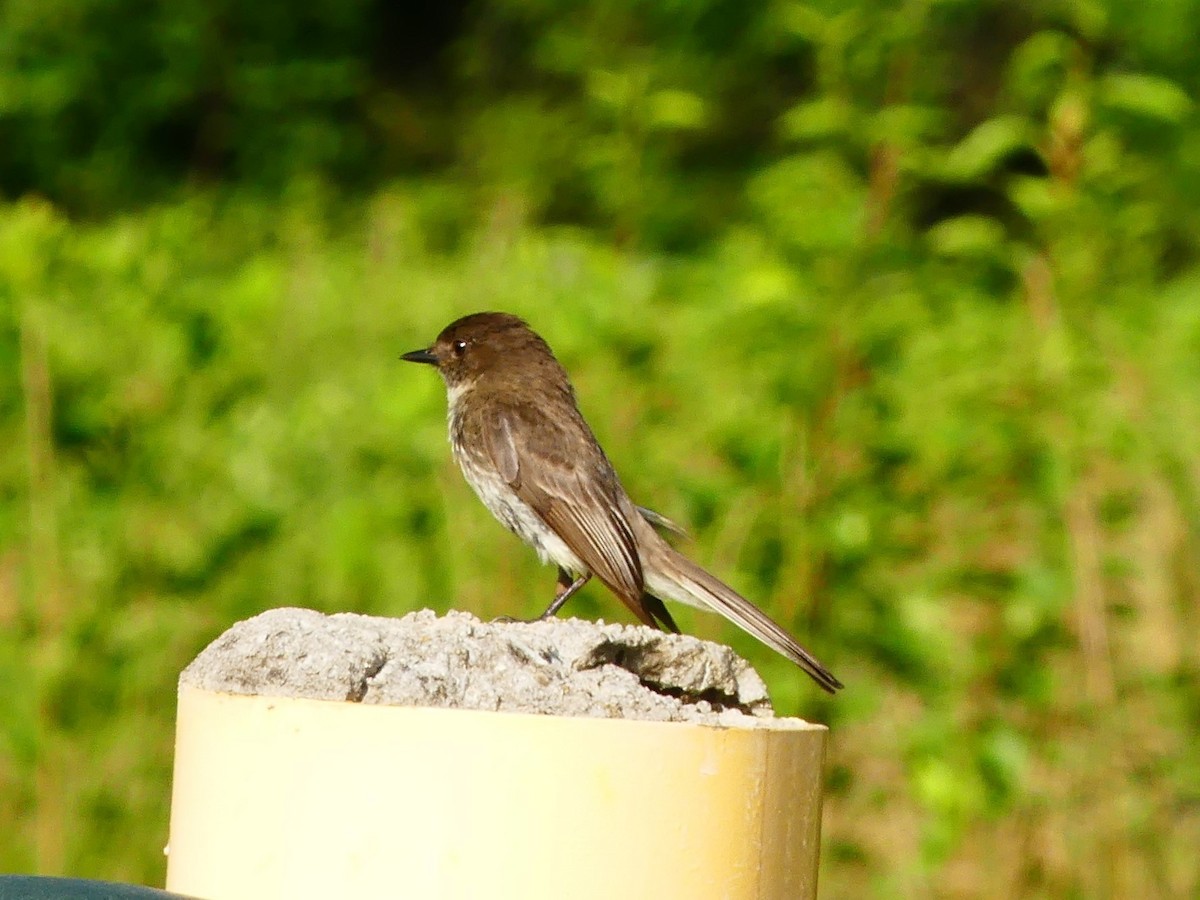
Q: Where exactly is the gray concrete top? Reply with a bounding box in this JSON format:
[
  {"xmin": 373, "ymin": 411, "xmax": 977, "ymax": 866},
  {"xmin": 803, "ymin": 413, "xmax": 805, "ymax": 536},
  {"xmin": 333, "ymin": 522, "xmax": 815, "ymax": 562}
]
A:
[{"xmin": 181, "ymin": 608, "xmax": 811, "ymax": 727}]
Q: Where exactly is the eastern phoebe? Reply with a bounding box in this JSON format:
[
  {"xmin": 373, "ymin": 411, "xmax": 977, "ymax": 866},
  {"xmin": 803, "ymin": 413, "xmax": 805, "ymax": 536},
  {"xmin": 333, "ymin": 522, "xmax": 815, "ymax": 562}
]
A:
[{"xmin": 403, "ymin": 312, "xmax": 842, "ymax": 693}]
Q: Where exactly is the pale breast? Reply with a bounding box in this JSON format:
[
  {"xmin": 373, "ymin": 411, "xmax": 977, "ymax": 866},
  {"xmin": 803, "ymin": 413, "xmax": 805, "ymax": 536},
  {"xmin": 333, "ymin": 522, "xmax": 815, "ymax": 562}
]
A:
[{"xmin": 449, "ymin": 408, "xmax": 585, "ymax": 574}]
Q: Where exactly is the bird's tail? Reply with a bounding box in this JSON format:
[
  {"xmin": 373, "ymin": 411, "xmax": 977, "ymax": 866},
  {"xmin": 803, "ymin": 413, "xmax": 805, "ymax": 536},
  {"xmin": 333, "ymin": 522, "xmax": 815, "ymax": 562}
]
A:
[{"xmin": 643, "ymin": 541, "xmax": 843, "ymax": 694}]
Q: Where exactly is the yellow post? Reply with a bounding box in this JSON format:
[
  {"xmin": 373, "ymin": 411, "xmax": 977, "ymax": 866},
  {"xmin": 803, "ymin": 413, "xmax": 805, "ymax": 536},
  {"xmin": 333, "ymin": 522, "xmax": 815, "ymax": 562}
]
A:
[{"xmin": 165, "ymin": 610, "xmax": 829, "ymax": 899}]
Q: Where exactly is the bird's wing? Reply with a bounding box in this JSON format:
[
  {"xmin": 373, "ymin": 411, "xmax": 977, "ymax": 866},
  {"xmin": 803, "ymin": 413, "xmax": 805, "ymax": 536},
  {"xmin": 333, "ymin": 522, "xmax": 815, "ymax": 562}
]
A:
[
  {"xmin": 481, "ymin": 400, "xmax": 646, "ymax": 609},
  {"xmin": 635, "ymin": 505, "xmax": 689, "ymax": 539}
]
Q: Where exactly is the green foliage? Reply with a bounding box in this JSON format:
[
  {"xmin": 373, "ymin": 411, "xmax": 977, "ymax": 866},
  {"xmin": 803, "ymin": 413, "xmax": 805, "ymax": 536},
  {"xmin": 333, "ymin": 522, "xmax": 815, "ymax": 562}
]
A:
[{"xmin": 2, "ymin": 1, "xmax": 1200, "ymax": 897}]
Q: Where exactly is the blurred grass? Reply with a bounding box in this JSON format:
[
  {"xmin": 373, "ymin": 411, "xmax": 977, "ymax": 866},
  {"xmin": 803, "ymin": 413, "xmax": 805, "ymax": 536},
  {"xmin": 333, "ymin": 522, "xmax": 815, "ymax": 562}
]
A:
[
  {"xmin": 0, "ymin": 170, "xmax": 1198, "ymax": 894},
  {"xmin": 2, "ymin": 0, "xmax": 1200, "ymax": 895}
]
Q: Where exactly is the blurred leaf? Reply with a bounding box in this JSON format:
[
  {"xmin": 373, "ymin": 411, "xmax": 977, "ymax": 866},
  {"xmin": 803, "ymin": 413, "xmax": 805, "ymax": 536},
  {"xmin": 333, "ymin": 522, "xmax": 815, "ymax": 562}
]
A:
[
  {"xmin": 941, "ymin": 115, "xmax": 1036, "ymax": 181},
  {"xmin": 925, "ymin": 214, "xmax": 1009, "ymax": 258},
  {"xmin": 585, "ymin": 68, "xmax": 634, "ymax": 112},
  {"xmin": 1007, "ymin": 174, "xmax": 1062, "ymax": 222},
  {"xmin": 979, "ymin": 726, "xmax": 1029, "ymax": 808},
  {"xmin": 776, "ymin": 2, "xmax": 835, "ymax": 42},
  {"xmin": 865, "ymin": 104, "xmax": 946, "ymax": 148},
  {"xmin": 1099, "ymin": 72, "xmax": 1193, "ymax": 123},
  {"xmin": 746, "ymin": 152, "xmax": 866, "ymax": 252},
  {"xmin": 1006, "ymin": 30, "xmax": 1078, "ymax": 111},
  {"xmin": 647, "ymin": 89, "xmax": 707, "ymax": 130},
  {"xmin": 780, "ymin": 97, "xmax": 857, "ymax": 142}
]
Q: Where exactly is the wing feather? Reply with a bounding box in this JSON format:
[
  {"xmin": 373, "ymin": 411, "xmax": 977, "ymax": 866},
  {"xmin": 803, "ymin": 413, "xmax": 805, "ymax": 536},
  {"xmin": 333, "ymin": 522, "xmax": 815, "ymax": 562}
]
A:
[{"xmin": 482, "ymin": 401, "xmax": 644, "ymax": 606}]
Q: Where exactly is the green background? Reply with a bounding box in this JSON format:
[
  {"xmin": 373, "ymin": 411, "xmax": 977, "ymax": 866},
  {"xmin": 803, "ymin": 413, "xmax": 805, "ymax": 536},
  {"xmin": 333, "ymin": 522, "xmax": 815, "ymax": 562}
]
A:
[{"xmin": 2, "ymin": 0, "xmax": 1198, "ymax": 895}]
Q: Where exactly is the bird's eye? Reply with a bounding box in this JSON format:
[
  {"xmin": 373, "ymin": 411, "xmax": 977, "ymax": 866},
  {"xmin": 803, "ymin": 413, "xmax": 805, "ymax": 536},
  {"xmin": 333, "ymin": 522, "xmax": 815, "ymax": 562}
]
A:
[{"xmin": 452, "ymin": 339, "xmax": 468, "ymax": 356}]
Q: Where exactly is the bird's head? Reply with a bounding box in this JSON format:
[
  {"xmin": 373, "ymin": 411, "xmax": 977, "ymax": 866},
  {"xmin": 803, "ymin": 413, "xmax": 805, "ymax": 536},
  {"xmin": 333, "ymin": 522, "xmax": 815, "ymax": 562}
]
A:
[{"xmin": 402, "ymin": 312, "xmax": 559, "ymax": 391}]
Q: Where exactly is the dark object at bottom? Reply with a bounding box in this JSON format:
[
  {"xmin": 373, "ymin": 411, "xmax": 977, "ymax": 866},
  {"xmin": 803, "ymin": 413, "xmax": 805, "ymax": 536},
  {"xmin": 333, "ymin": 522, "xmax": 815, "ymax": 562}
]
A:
[{"xmin": 0, "ymin": 876, "xmax": 195, "ymax": 900}]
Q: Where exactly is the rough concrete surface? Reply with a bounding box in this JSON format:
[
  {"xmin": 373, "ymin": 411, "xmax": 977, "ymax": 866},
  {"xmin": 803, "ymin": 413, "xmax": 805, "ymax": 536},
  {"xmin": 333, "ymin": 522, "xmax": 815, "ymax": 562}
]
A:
[{"xmin": 181, "ymin": 608, "xmax": 810, "ymax": 726}]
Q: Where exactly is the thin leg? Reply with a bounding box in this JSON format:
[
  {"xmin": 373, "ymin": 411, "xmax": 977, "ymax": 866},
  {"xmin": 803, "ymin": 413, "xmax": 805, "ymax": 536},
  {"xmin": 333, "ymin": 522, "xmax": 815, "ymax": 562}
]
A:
[{"xmin": 537, "ymin": 568, "xmax": 590, "ymax": 620}]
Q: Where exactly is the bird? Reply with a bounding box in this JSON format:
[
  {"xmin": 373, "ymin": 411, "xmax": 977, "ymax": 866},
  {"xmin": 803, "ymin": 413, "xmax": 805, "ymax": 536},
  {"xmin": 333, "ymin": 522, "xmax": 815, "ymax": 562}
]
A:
[{"xmin": 402, "ymin": 312, "xmax": 842, "ymax": 693}]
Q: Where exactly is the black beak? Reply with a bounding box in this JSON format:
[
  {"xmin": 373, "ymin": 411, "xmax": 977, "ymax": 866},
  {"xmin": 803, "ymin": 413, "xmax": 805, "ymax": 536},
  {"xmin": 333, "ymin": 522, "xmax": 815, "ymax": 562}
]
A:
[{"xmin": 401, "ymin": 348, "xmax": 438, "ymax": 365}]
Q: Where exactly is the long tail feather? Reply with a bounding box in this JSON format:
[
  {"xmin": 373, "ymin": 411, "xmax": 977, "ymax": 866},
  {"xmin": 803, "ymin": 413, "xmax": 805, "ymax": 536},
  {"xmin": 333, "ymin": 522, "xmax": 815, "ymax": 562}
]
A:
[{"xmin": 646, "ymin": 545, "xmax": 843, "ymax": 694}]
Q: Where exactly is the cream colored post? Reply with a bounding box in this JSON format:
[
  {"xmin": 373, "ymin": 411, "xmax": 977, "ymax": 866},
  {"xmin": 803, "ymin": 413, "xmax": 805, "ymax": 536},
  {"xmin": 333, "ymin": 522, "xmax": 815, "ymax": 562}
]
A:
[{"xmin": 165, "ymin": 610, "xmax": 830, "ymax": 899}]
